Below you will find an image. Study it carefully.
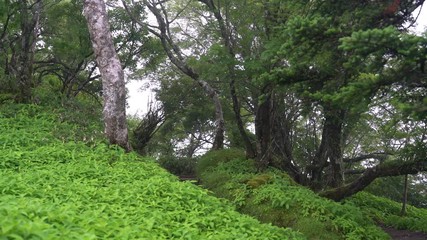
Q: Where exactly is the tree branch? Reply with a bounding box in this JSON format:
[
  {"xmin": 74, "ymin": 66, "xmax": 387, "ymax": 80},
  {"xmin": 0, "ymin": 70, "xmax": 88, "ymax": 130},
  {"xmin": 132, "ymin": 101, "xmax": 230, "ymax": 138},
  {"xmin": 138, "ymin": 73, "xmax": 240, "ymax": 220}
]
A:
[
  {"xmin": 343, "ymin": 152, "xmax": 390, "ymax": 163},
  {"xmin": 320, "ymin": 157, "xmax": 427, "ymax": 201}
]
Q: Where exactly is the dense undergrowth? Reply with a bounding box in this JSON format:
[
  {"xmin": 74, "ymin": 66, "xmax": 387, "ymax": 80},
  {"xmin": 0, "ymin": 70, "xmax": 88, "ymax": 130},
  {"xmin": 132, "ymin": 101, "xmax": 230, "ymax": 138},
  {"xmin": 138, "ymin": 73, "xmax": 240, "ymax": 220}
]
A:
[
  {"xmin": 197, "ymin": 149, "xmax": 394, "ymax": 240},
  {"xmin": 347, "ymin": 192, "xmax": 427, "ymax": 233},
  {"xmin": 0, "ymin": 104, "xmax": 304, "ymax": 239}
]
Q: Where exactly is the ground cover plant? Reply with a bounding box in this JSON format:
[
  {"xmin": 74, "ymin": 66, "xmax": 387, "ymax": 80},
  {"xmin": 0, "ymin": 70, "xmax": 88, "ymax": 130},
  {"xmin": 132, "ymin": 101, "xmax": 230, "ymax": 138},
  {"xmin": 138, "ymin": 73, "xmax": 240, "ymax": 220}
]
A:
[
  {"xmin": 0, "ymin": 104, "xmax": 304, "ymax": 239},
  {"xmin": 197, "ymin": 149, "xmax": 392, "ymax": 240},
  {"xmin": 347, "ymin": 192, "xmax": 427, "ymax": 233}
]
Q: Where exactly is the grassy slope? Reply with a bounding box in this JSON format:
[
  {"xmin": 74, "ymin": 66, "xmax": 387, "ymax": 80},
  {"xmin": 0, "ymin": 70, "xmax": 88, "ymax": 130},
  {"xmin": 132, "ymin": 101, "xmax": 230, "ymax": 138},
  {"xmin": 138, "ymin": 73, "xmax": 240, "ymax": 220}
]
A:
[
  {"xmin": 197, "ymin": 149, "xmax": 427, "ymax": 240},
  {"xmin": 196, "ymin": 150, "xmax": 391, "ymax": 240},
  {"xmin": 347, "ymin": 192, "xmax": 427, "ymax": 233},
  {"xmin": 0, "ymin": 104, "xmax": 303, "ymax": 239}
]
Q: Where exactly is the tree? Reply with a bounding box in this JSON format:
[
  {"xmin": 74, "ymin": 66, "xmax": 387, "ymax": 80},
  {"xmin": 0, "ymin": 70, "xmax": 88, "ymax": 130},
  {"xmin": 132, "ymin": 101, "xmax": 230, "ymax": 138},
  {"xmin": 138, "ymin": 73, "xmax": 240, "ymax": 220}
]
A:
[
  {"xmin": 83, "ymin": 0, "xmax": 131, "ymax": 151},
  {"xmin": 36, "ymin": 0, "xmax": 98, "ymax": 99},
  {"xmin": 263, "ymin": 0, "xmax": 427, "ymax": 198},
  {"xmin": 122, "ymin": 0, "xmax": 225, "ymax": 150},
  {"xmin": 0, "ymin": 0, "xmax": 42, "ymax": 102},
  {"xmin": 116, "ymin": 0, "xmax": 425, "ymax": 200}
]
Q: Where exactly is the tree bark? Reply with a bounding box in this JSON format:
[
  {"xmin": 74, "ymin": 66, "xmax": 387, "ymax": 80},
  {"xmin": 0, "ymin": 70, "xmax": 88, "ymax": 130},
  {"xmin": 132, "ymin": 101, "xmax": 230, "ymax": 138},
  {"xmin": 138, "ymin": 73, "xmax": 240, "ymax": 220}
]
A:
[
  {"xmin": 311, "ymin": 107, "xmax": 345, "ymax": 189},
  {"xmin": 15, "ymin": 0, "xmax": 41, "ymax": 103},
  {"xmin": 270, "ymin": 97, "xmax": 304, "ymax": 184},
  {"xmin": 255, "ymin": 92, "xmax": 274, "ymax": 169},
  {"xmin": 400, "ymin": 174, "xmax": 408, "ymax": 216},
  {"xmin": 320, "ymin": 158, "xmax": 426, "ymax": 201},
  {"xmin": 83, "ymin": 0, "xmax": 131, "ymax": 151}
]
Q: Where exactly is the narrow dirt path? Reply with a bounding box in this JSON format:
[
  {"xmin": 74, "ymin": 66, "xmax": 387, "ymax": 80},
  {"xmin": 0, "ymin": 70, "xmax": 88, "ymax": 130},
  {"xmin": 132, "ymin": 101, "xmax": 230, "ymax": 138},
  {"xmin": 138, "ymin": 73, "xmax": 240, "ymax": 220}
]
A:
[{"xmin": 380, "ymin": 224, "xmax": 427, "ymax": 240}]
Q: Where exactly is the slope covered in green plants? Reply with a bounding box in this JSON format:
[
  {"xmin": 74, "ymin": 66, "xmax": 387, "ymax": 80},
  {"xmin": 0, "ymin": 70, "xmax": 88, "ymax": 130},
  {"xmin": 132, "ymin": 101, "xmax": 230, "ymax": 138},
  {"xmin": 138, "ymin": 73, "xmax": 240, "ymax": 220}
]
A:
[
  {"xmin": 347, "ymin": 192, "xmax": 427, "ymax": 233},
  {"xmin": 196, "ymin": 149, "xmax": 397, "ymax": 240},
  {"xmin": 0, "ymin": 104, "xmax": 303, "ymax": 239}
]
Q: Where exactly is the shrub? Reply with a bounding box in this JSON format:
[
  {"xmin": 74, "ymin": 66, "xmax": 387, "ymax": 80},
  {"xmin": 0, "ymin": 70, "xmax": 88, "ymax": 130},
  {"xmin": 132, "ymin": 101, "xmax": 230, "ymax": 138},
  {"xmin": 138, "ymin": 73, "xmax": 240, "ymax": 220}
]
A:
[
  {"xmin": 158, "ymin": 155, "xmax": 197, "ymax": 176},
  {"xmin": 196, "ymin": 148, "xmax": 246, "ymax": 178}
]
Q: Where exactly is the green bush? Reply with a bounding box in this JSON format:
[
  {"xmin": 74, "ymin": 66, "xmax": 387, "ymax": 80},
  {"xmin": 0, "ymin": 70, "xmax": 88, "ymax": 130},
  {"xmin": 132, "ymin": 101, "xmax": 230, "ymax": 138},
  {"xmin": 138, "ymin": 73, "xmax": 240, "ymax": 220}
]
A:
[
  {"xmin": 158, "ymin": 155, "xmax": 197, "ymax": 176},
  {"xmin": 196, "ymin": 148, "xmax": 246, "ymax": 178},
  {"xmin": 0, "ymin": 104, "xmax": 304, "ymax": 239},
  {"xmin": 197, "ymin": 150, "xmax": 390, "ymax": 240}
]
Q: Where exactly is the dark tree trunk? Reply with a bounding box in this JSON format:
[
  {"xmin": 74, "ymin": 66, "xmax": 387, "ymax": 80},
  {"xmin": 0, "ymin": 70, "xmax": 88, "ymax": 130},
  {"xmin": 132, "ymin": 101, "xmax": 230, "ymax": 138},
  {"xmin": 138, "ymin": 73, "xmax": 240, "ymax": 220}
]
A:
[
  {"xmin": 16, "ymin": 0, "xmax": 41, "ymax": 103},
  {"xmin": 311, "ymin": 107, "xmax": 345, "ymax": 189},
  {"xmin": 270, "ymin": 99, "xmax": 304, "ymax": 184},
  {"xmin": 255, "ymin": 92, "xmax": 273, "ymax": 169},
  {"xmin": 230, "ymin": 78, "xmax": 257, "ymax": 158},
  {"xmin": 400, "ymin": 174, "xmax": 408, "ymax": 216},
  {"xmin": 133, "ymin": 104, "xmax": 165, "ymax": 155},
  {"xmin": 320, "ymin": 159, "xmax": 426, "ymax": 201},
  {"xmin": 83, "ymin": 0, "xmax": 131, "ymax": 151}
]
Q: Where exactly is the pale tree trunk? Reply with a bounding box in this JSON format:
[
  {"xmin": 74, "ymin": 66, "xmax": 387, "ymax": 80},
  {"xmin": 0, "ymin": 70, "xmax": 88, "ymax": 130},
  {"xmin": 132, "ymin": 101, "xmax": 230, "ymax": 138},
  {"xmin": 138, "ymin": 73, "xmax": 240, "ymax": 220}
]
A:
[{"xmin": 83, "ymin": 0, "xmax": 131, "ymax": 151}]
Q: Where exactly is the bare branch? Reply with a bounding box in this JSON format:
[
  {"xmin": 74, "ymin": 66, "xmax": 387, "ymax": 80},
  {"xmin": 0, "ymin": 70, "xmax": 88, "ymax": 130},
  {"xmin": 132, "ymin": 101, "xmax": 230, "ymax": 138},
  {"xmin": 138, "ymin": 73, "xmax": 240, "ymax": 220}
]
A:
[{"xmin": 343, "ymin": 152, "xmax": 390, "ymax": 163}]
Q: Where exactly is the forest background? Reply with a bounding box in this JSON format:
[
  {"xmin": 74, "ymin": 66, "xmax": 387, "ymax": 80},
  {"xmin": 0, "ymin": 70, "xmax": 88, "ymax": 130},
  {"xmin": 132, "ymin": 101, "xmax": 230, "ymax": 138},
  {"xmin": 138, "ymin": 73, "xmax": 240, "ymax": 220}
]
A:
[{"xmin": 1, "ymin": 0, "xmax": 427, "ymax": 213}]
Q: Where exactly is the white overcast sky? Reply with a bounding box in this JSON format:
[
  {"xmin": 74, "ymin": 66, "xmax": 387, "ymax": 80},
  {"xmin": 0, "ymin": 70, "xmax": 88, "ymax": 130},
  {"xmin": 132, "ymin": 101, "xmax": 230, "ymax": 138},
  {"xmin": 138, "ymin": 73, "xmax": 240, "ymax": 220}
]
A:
[{"xmin": 126, "ymin": 6, "xmax": 427, "ymax": 116}]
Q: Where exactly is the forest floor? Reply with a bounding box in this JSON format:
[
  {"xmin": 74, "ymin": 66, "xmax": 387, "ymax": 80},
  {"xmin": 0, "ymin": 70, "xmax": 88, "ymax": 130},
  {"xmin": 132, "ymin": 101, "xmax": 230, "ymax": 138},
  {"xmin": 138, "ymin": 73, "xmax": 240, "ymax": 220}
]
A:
[{"xmin": 379, "ymin": 224, "xmax": 427, "ymax": 240}]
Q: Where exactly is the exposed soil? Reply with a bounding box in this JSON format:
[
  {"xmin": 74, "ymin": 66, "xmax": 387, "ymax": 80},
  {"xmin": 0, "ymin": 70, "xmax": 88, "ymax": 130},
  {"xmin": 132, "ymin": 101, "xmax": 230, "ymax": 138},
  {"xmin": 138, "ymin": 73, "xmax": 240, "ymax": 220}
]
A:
[{"xmin": 379, "ymin": 224, "xmax": 427, "ymax": 240}]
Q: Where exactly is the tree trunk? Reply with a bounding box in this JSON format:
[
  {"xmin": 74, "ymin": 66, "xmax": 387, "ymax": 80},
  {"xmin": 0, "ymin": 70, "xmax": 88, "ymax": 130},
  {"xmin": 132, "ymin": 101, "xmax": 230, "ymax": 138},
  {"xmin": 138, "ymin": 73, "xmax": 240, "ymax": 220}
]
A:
[
  {"xmin": 311, "ymin": 107, "xmax": 345, "ymax": 190},
  {"xmin": 83, "ymin": 0, "xmax": 131, "ymax": 151},
  {"xmin": 196, "ymin": 79, "xmax": 224, "ymax": 150},
  {"xmin": 320, "ymin": 159, "xmax": 426, "ymax": 201},
  {"xmin": 16, "ymin": 0, "xmax": 41, "ymax": 103},
  {"xmin": 270, "ymin": 97, "xmax": 304, "ymax": 184},
  {"xmin": 198, "ymin": 0, "xmax": 256, "ymax": 157},
  {"xmin": 230, "ymin": 78, "xmax": 257, "ymax": 158},
  {"xmin": 255, "ymin": 92, "xmax": 273, "ymax": 169},
  {"xmin": 400, "ymin": 174, "xmax": 408, "ymax": 216}
]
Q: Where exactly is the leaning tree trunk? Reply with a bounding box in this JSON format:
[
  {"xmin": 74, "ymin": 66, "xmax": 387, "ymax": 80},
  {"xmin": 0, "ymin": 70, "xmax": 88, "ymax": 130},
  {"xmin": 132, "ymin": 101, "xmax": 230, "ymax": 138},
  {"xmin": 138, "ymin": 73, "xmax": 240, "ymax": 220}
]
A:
[
  {"xmin": 320, "ymin": 158, "xmax": 426, "ymax": 201},
  {"xmin": 83, "ymin": 0, "xmax": 131, "ymax": 151}
]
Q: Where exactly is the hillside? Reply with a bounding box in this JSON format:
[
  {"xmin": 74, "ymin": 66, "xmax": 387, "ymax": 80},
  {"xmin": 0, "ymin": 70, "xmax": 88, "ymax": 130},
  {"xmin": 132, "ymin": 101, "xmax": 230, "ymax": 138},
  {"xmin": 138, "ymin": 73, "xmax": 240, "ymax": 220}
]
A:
[
  {"xmin": 196, "ymin": 150, "xmax": 427, "ymax": 240},
  {"xmin": 1, "ymin": 104, "xmax": 426, "ymax": 240},
  {"xmin": 0, "ymin": 104, "xmax": 302, "ymax": 239}
]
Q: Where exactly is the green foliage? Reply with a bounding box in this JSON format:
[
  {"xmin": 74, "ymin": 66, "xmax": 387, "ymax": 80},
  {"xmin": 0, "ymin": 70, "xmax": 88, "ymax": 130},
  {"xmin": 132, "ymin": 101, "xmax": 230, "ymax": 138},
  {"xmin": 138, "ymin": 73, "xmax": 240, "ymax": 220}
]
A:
[
  {"xmin": 196, "ymin": 148, "xmax": 247, "ymax": 178},
  {"xmin": 348, "ymin": 192, "xmax": 427, "ymax": 233},
  {"xmin": 158, "ymin": 155, "xmax": 197, "ymax": 176},
  {"xmin": 246, "ymin": 174, "xmax": 272, "ymax": 189},
  {"xmin": 197, "ymin": 150, "xmax": 391, "ymax": 240},
  {"xmin": 0, "ymin": 104, "xmax": 303, "ymax": 239},
  {"xmin": 365, "ymin": 175, "xmax": 427, "ymax": 209}
]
